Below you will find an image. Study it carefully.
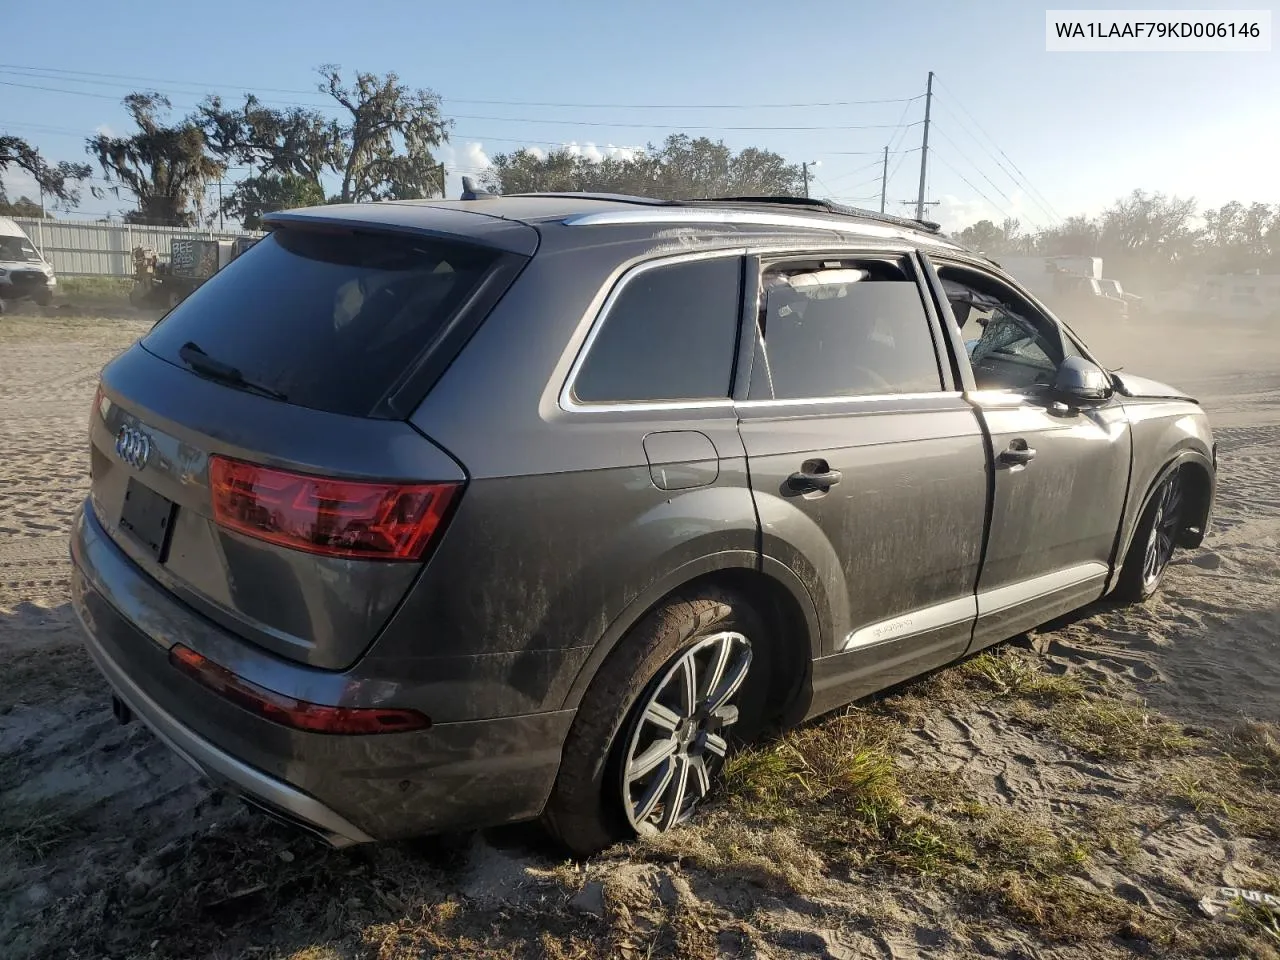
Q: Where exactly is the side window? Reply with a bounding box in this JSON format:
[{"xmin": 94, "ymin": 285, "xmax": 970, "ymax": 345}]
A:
[
  {"xmin": 747, "ymin": 257, "xmax": 943, "ymax": 401},
  {"xmin": 572, "ymin": 257, "xmax": 742, "ymax": 404},
  {"xmin": 937, "ymin": 264, "xmax": 1067, "ymax": 393}
]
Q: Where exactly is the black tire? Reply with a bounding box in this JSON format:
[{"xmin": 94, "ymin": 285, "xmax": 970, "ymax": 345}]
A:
[
  {"xmin": 542, "ymin": 588, "xmax": 767, "ymax": 858},
  {"xmin": 1114, "ymin": 467, "xmax": 1185, "ymax": 602}
]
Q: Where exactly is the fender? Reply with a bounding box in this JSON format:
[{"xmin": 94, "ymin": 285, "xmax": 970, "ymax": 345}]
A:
[
  {"xmin": 1106, "ymin": 447, "xmax": 1215, "ymax": 594},
  {"xmin": 558, "ymin": 549, "xmax": 824, "ymax": 711}
]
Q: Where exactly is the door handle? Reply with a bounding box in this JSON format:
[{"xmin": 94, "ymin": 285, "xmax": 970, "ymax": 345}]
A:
[
  {"xmin": 999, "ymin": 440, "xmax": 1036, "ymax": 466},
  {"xmin": 787, "ymin": 466, "xmax": 843, "ymax": 492}
]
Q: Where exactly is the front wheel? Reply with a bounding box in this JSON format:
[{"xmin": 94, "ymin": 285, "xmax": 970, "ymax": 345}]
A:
[
  {"xmin": 1115, "ymin": 468, "xmax": 1185, "ymax": 602},
  {"xmin": 542, "ymin": 589, "xmax": 765, "ymax": 857}
]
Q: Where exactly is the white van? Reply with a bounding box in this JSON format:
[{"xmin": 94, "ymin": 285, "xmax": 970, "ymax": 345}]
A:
[{"xmin": 0, "ymin": 216, "xmax": 57, "ymax": 309}]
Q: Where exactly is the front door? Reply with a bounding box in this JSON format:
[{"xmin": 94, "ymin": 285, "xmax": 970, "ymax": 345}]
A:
[
  {"xmin": 735, "ymin": 251, "xmax": 989, "ymax": 716},
  {"xmin": 927, "ymin": 257, "xmax": 1131, "ymax": 649}
]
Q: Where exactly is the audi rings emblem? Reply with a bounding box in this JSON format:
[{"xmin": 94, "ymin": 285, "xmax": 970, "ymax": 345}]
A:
[{"xmin": 115, "ymin": 424, "xmax": 153, "ymax": 470}]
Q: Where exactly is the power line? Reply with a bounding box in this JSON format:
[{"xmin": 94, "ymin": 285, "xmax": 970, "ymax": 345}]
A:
[
  {"xmin": 931, "ymin": 97, "xmax": 1057, "ymax": 228},
  {"xmin": 930, "ymin": 76, "xmax": 1062, "ymax": 223},
  {"xmin": 931, "ymin": 150, "xmax": 1014, "ymax": 223},
  {"xmin": 0, "ymin": 64, "xmax": 923, "ymax": 111},
  {"xmin": 0, "ymin": 79, "xmax": 925, "ymax": 132},
  {"xmin": 880, "ymin": 95, "xmax": 922, "ymax": 201},
  {"xmin": 928, "ymin": 122, "xmax": 1044, "ymax": 230}
]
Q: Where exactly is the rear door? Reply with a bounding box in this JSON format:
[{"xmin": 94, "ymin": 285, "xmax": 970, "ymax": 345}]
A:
[
  {"xmin": 924, "ymin": 257, "xmax": 1131, "ymax": 649},
  {"xmin": 735, "ymin": 250, "xmax": 989, "ymax": 716}
]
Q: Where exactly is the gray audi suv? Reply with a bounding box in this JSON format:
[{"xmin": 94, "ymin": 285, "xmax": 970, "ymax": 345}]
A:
[{"xmin": 72, "ymin": 193, "xmax": 1215, "ymax": 856}]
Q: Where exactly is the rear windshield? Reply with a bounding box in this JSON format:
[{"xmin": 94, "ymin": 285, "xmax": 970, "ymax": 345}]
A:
[{"xmin": 142, "ymin": 228, "xmax": 501, "ymax": 417}]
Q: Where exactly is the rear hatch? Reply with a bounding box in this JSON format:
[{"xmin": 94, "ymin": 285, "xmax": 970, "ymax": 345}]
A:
[{"xmin": 88, "ymin": 208, "xmax": 535, "ymax": 670}]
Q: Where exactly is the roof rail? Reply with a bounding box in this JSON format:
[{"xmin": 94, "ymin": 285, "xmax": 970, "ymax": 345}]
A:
[
  {"xmin": 690, "ymin": 196, "xmax": 942, "ymax": 234},
  {"xmin": 501, "ymin": 191, "xmax": 675, "ymax": 206}
]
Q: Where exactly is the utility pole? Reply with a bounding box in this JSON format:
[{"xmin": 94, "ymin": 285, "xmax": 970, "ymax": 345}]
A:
[
  {"xmin": 439, "ymin": 162, "xmax": 446, "ymax": 198},
  {"xmin": 217, "ymin": 180, "xmax": 224, "ymax": 231},
  {"xmin": 880, "ymin": 145, "xmax": 889, "ymax": 214},
  {"xmin": 915, "ymin": 70, "xmax": 934, "ymax": 221},
  {"xmin": 801, "ymin": 161, "xmax": 810, "ymax": 198}
]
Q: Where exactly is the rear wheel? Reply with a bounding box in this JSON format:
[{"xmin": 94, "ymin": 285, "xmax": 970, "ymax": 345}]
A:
[
  {"xmin": 542, "ymin": 589, "xmax": 765, "ymax": 857},
  {"xmin": 1115, "ymin": 468, "xmax": 1185, "ymax": 602}
]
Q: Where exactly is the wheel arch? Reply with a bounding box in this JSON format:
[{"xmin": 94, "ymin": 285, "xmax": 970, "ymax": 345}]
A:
[
  {"xmin": 1109, "ymin": 448, "xmax": 1214, "ymax": 593},
  {"xmin": 558, "ymin": 552, "xmax": 823, "ymax": 728}
]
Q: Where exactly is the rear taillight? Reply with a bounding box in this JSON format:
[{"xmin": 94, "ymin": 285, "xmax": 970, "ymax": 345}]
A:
[
  {"xmin": 169, "ymin": 644, "xmax": 430, "ymax": 734},
  {"xmin": 208, "ymin": 456, "xmax": 459, "ymax": 561}
]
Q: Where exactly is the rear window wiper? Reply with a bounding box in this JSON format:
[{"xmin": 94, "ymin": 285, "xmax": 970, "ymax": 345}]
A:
[{"xmin": 178, "ymin": 341, "xmax": 288, "ymax": 402}]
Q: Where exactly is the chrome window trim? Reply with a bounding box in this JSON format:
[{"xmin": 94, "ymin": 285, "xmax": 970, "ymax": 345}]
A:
[
  {"xmin": 559, "ymin": 248, "xmax": 749, "ymax": 414},
  {"xmin": 736, "ymin": 391, "xmax": 964, "ymax": 411},
  {"xmin": 562, "ymin": 208, "xmax": 963, "ymax": 251}
]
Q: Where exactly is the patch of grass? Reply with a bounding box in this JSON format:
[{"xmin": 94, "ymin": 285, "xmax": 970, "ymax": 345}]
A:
[
  {"xmin": 1226, "ymin": 721, "xmax": 1280, "ymax": 785},
  {"xmin": 1166, "ymin": 772, "xmax": 1235, "ymax": 817},
  {"xmin": 639, "ymin": 820, "xmax": 829, "ymax": 896},
  {"xmin": 1033, "ymin": 700, "xmax": 1197, "ymax": 761},
  {"xmin": 975, "ymin": 812, "xmax": 1092, "ymax": 877},
  {"xmin": 0, "ymin": 799, "xmax": 94, "ymax": 863},
  {"xmin": 57, "ymin": 276, "xmax": 135, "ymax": 300},
  {"xmin": 724, "ymin": 710, "xmax": 903, "ymax": 814},
  {"xmin": 1160, "ymin": 757, "xmax": 1280, "ymax": 842},
  {"xmin": 1235, "ymin": 898, "xmax": 1280, "ymax": 948},
  {"xmin": 983, "ymin": 872, "xmax": 1172, "ymax": 945},
  {"xmin": 1084, "ymin": 803, "xmax": 1142, "ymax": 862},
  {"xmin": 960, "ymin": 649, "xmax": 1086, "ymax": 703}
]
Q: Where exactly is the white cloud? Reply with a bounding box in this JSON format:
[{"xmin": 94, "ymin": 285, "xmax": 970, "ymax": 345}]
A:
[
  {"xmin": 559, "ymin": 141, "xmax": 643, "ymax": 164},
  {"xmin": 94, "ymin": 123, "xmax": 115, "ymax": 138}
]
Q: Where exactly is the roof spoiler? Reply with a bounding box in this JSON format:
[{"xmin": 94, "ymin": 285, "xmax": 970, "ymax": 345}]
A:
[{"xmin": 460, "ymin": 176, "xmax": 500, "ymax": 201}]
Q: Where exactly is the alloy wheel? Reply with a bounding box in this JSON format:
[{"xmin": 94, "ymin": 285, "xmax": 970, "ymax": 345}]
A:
[
  {"xmin": 1142, "ymin": 472, "xmax": 1183, "ymax": 589},
  {"xmin": 620, "ymin": 631, "xmax": 753, "ymax": 835}
]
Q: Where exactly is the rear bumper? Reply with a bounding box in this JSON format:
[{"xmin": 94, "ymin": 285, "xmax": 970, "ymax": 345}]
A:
[
  {"xmin": 81, "ymin": 618, "xmax": 374, "ymax": 847},
  {"xmin": 70, "ymin": 502, "xmax": 576, "ymax": 844}
]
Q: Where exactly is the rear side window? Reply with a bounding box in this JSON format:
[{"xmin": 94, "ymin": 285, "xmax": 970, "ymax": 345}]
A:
[
  {"xmin": 748, "ymin": 257, "xmax": 942, "ymax": 401},
  {"xmin": 572, "ymin": 257, "xmax": 742, "ymax": 404},
  {"xmin": 142, "ymin": 229, "xmax": 502, "ymax": 417}
]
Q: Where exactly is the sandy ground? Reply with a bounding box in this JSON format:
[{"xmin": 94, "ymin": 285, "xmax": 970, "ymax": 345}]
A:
[{"xmin": 1, "ymin": 306, "xmax": 1278, "ymax": 959}]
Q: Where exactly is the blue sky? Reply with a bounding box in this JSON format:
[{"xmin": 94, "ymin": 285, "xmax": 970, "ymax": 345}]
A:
[{"xmin": 1, "ymin": 0, "xmax": 1274, "ymax": 231}]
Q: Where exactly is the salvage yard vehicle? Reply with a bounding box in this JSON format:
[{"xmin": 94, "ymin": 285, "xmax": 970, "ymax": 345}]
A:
[
  {"xmin": 71, "ymin": 193, "xmax": 1216, "ymax": 856},
  {"xmin": 130, "ymin": 235, "xmax": 259, "ymax": 308},
  {"xmin": 0, "ymin": 215, "xmax": 57, "ymax": 310}
]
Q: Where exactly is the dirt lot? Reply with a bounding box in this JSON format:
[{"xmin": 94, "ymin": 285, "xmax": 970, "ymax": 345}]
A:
[{"xmin": 2, "ymin": 307, "xmax": 1278, "ymax": 959}]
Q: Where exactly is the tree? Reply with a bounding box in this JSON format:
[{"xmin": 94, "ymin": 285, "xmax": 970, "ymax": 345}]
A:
[
  {"xmin": 1200, "ymin": 200, "xmax": 1275, "ymax": 273},
  {"xmin": 222, "ymin": 173, "xmax": 326, "ymax": 229},
  {"xmin": 0, "ymin": 134, "xmax": 90, "ymax": 209},
  {"xmin": 1036, "ymin": 215, "xmax": 1101, "ymax": 256},
  {"xmin": 952, "ymin": 217, "xmax": 1029, "ymax": 255},
  {"xmin": 86, "ymin": 93, "xmax": 225, "ymax": 225},
  {"xmin": 318, "ymin": 65, "xmax": 450, "ymax": 202},
  {"xmin": 0, "ymin": 187, "xmax": 51, "ymax": 218},
  {"xmin": 483, "ymin": 134, "xmax": 803, "ymax": 199},
  {"xmin": 200, "ymin": 95, "xmax": 338, "ymax": 189}
]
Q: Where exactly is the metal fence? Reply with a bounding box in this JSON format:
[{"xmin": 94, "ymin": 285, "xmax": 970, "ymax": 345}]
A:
[{"xmin": 13, "ymin": 218, "xmax": 260, "ymax": 278}]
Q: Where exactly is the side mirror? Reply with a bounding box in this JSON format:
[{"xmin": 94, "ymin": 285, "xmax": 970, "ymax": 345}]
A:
[{"xmin": 1053, "ymin": 356, "xmax": 1112, "ymax": 402}]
